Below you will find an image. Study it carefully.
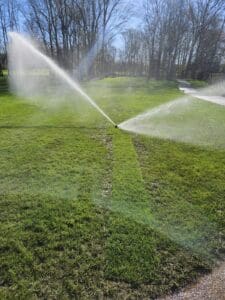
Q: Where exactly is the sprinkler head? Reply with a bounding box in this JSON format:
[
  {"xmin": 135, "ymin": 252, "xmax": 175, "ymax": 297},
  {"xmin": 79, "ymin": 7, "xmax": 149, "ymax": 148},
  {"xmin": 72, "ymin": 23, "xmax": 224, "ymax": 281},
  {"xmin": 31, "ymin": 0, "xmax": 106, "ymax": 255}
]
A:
[{"xmin": 115, "ymin": 124, "xmax": 118, "ymax": 128}]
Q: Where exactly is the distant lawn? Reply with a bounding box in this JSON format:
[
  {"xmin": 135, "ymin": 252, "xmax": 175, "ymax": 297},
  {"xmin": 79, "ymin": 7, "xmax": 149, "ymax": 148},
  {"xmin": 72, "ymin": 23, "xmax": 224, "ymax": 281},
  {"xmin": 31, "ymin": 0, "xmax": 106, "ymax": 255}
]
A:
[
  {"xmin": 187, "ymin": 79, "xmax": 208, "ymax": 88},
  {"xmin": 0, "ymin": 77, "xmax": 225, "ymax": 299}
]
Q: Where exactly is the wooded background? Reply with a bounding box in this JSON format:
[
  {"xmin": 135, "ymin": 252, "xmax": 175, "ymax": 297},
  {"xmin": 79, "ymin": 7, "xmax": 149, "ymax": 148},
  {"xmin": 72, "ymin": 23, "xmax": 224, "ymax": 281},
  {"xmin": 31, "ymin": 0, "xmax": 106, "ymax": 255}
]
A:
[{"xmin": 0, "ymin": 0, "xmax": 225, "ymax": 80}]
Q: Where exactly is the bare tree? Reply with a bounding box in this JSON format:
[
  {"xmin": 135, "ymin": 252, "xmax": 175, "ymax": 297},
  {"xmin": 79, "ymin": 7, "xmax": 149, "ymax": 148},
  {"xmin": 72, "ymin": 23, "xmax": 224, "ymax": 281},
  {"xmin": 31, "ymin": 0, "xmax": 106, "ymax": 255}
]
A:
[
  {"xmin": 1, "ymin": 0, "xmax": 225, "ymax": 80},
  {"xmin": 142, "ymin": 0, "xmax": 225, "ymax": 80},
  {"xmin": 0, "ymin": 0, "xmax": 20, "ymax": 74},
  {"xmin": 24, "ymin": 0, "xmax": 131, "ymax": 77}
]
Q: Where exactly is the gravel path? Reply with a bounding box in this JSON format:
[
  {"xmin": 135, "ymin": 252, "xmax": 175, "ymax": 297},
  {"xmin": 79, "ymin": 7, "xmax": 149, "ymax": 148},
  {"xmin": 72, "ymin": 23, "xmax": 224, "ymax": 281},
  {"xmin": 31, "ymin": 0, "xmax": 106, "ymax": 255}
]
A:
[{"xmin": 161, "ymin": 262, "xmax": 225, "ymax": 300}]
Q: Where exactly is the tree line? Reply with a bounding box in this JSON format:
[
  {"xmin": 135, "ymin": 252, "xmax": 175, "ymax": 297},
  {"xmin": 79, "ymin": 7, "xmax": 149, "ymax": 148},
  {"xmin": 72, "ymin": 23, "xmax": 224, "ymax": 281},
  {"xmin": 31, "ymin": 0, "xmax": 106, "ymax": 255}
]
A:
[{"xmin": 0, "ymin": 0, "xmax": 225, "ymax": 80}]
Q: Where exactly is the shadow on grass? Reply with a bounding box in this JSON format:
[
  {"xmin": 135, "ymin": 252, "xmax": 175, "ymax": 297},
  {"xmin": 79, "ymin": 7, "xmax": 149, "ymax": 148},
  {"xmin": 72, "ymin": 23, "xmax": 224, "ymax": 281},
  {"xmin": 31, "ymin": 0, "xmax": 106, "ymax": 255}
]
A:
[{"xmin": 0, "ymin": 125, "xmax": 108, "ymax": 130}]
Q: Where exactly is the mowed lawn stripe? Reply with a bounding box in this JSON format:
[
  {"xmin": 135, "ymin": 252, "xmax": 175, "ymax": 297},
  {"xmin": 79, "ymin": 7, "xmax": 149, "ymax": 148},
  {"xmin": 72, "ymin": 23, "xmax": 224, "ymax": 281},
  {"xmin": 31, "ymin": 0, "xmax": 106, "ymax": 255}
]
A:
[{"xmin": 105, "ymin": 130, "xmax": 158, "ymax": 284}]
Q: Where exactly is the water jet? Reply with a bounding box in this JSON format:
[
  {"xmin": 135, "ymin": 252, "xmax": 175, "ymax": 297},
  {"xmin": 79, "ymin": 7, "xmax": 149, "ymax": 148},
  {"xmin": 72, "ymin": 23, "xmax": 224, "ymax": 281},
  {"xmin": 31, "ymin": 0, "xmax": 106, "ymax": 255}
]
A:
[{"xmin": 8, "ymin": 32, "xmax": 116, "ymax": 127}]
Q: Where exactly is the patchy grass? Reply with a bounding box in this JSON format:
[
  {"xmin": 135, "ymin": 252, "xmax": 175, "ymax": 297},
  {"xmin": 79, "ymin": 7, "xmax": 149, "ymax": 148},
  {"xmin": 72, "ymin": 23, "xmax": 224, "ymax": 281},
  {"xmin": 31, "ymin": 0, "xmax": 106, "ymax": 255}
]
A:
[{"xmin": 0, "ymin": 76, "xmax": 225, "ymax": 298}]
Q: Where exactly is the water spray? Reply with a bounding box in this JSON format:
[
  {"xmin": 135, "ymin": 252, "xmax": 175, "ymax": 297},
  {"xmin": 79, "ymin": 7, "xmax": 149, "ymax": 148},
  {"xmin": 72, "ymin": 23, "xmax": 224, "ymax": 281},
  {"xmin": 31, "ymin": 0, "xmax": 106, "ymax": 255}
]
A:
[{"xmin": 8, "ymin": 32, "xmax": 116, "ymax": 127}]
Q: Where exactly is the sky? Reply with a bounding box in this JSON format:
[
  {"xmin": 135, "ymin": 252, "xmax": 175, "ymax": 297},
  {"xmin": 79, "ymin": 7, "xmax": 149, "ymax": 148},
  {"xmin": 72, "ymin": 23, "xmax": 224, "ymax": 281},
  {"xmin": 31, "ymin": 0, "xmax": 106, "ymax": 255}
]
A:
[{"xmin": 112, "ymin": 0, "xmax": 144, "ymax": 49}]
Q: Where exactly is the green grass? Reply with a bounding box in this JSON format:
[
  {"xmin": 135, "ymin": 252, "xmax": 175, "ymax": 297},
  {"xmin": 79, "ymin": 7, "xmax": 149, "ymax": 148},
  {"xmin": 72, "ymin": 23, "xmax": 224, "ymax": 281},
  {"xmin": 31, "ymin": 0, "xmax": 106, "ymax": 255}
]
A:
[
  {"xmin": 132, "ymin": 97, "xmax": 225, "ymax": 149},
  {"xmin": 2, "ymin": 70, "xmax": 8, "ymax": 76},
  {"xmin": 188, "ymin": 79, "xmax": 208, "ymax": 88},
  {"xmin": 0, "ymin": 76, "xmax": 225, "ymax": 298}
]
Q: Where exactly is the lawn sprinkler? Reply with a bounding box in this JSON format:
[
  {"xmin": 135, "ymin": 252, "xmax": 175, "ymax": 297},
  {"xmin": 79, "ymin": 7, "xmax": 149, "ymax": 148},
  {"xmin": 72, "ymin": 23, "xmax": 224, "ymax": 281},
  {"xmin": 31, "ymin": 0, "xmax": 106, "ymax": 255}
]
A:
[{"xmin": 115, "ymin": 124, "xmax": 118, "ymax": 128}]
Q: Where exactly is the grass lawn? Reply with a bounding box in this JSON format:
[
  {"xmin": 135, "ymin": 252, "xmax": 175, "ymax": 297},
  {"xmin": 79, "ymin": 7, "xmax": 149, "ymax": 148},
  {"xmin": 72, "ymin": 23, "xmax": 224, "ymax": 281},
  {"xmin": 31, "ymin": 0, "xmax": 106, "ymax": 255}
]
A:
[
  {"xmin": 187, "ymin": 79, "xmax": 208, "ymax": 88},
  {"xmin": 0, "ymin": 76, "xmax": 225, "ymax": 299}
]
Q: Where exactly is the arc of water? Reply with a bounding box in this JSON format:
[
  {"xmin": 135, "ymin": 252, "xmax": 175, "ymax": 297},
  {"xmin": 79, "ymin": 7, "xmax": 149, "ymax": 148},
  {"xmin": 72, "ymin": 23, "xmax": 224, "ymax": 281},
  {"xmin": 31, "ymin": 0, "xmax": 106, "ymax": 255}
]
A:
[{"xmin": 9, "ymin": 32, "xmax": 116, "ymax": 126}]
